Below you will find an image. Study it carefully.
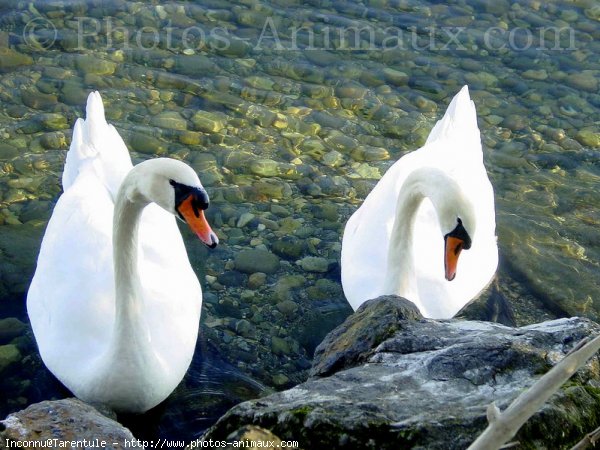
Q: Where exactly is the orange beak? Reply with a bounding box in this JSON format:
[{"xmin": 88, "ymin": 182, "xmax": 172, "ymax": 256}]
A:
[
  {"xmin": 444, "ymin": 236, "xmax": 465, "ymax": 281},
  {"xmin": 177, "ymin": 195, "xmax": 219, "ymax": 248}
]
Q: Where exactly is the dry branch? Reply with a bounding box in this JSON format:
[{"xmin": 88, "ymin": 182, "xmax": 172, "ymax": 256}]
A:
[
  {"xmin": 468, "ymin": 334, "xmax": 600, "ymax": 450},
  {"xmin": 570, "ymin": 425, "xmax": 600, "ymax": 450}
]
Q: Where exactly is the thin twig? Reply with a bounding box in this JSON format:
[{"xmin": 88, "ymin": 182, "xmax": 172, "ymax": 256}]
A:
[
  {"xmin": 499, "ymin": 441, "xmax": 520, "ymax": 449},
  {"xmin": 468, "ymin": 334, "xmax": 600, "ymax": 450},
  {"xmin": 570, "ymin": 425, "xmax": 600, "ymax": 450}
]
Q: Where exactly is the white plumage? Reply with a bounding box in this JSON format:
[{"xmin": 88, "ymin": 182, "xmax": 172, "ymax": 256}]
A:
[
  {"xmin": 341, "ymin": 86, "xmax": 498, "ymax": 318},
  {"xmin": 27, "ymin": 92, "xmax": 217, "ymax": 412}
]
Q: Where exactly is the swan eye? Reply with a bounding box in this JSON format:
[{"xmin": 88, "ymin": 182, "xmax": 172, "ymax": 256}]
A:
[
  {"xmin": 170, "ymin": 179, "xmax": 210, "ymax": 219},
  {"xmin": 446, "ymin": 219, "xmax": 472, "ymax": 250},
  {"xmin": 170, "ymin": 179, "xmax": 218, "ymax": 248}
]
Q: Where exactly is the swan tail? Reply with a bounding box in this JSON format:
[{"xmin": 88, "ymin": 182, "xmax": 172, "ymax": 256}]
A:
[
  {"xmin": 61, "ymin": 91, "xmax": 132, "ymax": 198},
  {"xmin": 425, "ymin": 85, "xmax": 479, "ymax": 146},
  {"xmin": 61, "ymin": 118, "xmax": 84, "ymax": 190}
]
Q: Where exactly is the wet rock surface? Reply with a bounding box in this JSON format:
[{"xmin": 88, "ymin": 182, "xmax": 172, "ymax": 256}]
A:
[
  {"xmin": 0, "ymin": 399, "xmax": 135, "ymax": 450},
  {"xmin": 310, "ymin": 296, "xmax": 422, "ymax": 377},
  {"xmin": 204, "ymin": 296, "xmax": 600, "ymax": 449}
]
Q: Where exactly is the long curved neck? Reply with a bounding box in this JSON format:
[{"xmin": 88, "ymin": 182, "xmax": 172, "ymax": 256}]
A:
[
  {"xmin": 382, "ymin": 167, "xmax": 464, "ymax": 300},
  {"xmin": 110, "ymin": 173, "xmax": 152, "ymax": 359},
  {"xmin": 382, "ymin": 174, "xmax": 425, "ymax": 300}
]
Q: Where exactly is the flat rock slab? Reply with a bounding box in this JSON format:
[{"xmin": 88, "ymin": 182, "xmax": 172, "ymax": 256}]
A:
[
  {"xmin": 204, "ymin": 296, "xmax": 600, "ymax": 449},
  {"xmin": 1, "ymin": 398, "xmax": 136, "ymax": 449}
]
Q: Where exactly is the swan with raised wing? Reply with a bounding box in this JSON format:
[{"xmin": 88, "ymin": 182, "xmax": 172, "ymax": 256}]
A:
[
  {"xmin": 27, "ymin": 92, "xmax": 218, "ymax": 412},
  {"xmin": 341, "ymin": 86, "xmax": 497, "ymax": 318}
]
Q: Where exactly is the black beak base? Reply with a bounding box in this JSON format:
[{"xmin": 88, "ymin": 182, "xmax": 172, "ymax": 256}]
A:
[
  {"xmin": 170, "ymin": 179, "xmax": 210, "ymax": 219},
  {"xmin": 444, "ymin": 218, "xmax": 472, "ymax": 250}
]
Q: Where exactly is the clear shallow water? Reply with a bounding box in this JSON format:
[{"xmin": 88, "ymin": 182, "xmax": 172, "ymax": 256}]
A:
[{"xmin": 0, "ymin": 0, "xmax": 599, "ymax": 440}]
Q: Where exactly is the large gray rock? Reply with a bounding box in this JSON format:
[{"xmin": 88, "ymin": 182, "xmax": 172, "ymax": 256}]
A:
[
  {"xmin": 310, "ymin": 296, "xmax": 421, "ymax": 377},
  {"xmin": 203, "ymin": 296, "xmax": 600, "ymax": 449},
  {"xmin": 0, "ymin": 399, "xmax": 136, "ymax": 449}
]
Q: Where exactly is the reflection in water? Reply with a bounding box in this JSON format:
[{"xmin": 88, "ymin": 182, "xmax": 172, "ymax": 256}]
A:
[
  {"xmin": 2, "ymin": 322, "xmax": 267, "ymax": 440},
  {"xmin": 123, "ymin": 333, "xmax": 269, "ymax": 440}
]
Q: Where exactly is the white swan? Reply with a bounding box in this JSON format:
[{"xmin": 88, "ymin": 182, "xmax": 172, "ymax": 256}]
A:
[
  {"xmin": 27, "ymin": 92, "xmax": 219, "ymax": 413},
  {"xmin": 341, "ymin": 86, "xmax": 497, "ymax": 319}
]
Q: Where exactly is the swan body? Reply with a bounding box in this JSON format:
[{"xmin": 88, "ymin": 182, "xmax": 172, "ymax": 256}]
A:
[
  {"xmin": 27, "ymin": 92, "xmax": 218, "ymax": 412},
  {"xmin": 341, "ymin": 86, "xmax": 497, "ymax": 318}
]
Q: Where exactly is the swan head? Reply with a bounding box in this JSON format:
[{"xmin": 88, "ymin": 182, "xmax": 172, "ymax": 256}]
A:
[
  {"xmin": 132, "ymin": 158, "xmax": 219, "ymax": 248},
  {"xmin": 442, "ymin": 216, "xmax": 472, "ymax": 281},
  {"xmin": 428, "ymin": 178, "xmax": 476, "ymax": 282}
]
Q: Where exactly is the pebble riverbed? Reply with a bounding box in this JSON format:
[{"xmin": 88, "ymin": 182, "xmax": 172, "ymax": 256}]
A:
[{"xmin": 0, "ymin": 0, "xmax": 599, "ymax": 440}]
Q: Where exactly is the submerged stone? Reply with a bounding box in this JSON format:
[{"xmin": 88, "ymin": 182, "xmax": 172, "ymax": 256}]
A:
[
  {"xmin": 522, "ymin": 69, "xmax": 548, "ymax": 81},
  {"xmin": 575, "ymin": 129, "xmax": 600, "ymax": 148},
  {"xmin": 252, "ymin": 180, "xmax": 293, "ymax": 199},
  {"xmin": 271, "ymin": 336, "xmax": 291, "ymax": 356},
  {"xmin": 297, "ymin": 256, "xmax": 329, "ymax": 273},
  {"xmin": 276, "ymin": 300, "xmax": 299, "ymax": 316},
  {"xmin": 39, "ymin": 114, "xmax": 68, "ymax": 131},
  {"xmin": 249, "ymin": 159, "xmax": 279, "ymax": 177},
  {"xmin": 40, "ymin": 132, "xmax": 67, "ymax": 149},
  {"xmin": 21, "ymin": 90, "xmax": 57, "ymax": 110},
  {"xmin": 234, "ymin": 249, "xmax": 280, "ymax": 274},
  {"xmin": 0, "ymin": 47, "xmax": 33, "ymax": 72},
  {"xmin": 60, "ymin": 81, "xmax": 89, "ymax": 106},
  {"xmin": 324, "ymin": 132, "xmax": 358, "ymax": 153},
  {"xmin": 321, "ymin": 150, "xmax": 345, "ymax": 167},
  {"xmin": 272, "ymin": 236, "xmax": 305, "ymax": 260},
  {"xmin": 335, "ymin": 83, "xmax": 367, "ymax": 99},
  {"xmin": 151, "ymin": 111, "xmax": 187, "ymax": 131},
  {"xmin": 382, "ymin": 68, "xmax": 409, "ymax": 86},
  {"xmin": 248, "ymin": 272, "xmax": 267, "ymax": 289},
  {"xmin": 0, "ymin": 317, "xmax": 26, "ymax": 344},
  {"xmin": 0, "ymin": 144, "xmax": 19, "ymax": 160},
  {"xmin": 129, "ymin": 132, "xmax": 167, "ymax": 155},
  {"xmin": 75, "ymin": 55, "xmax": 117, "ymax": 76},
  {"xmin": 179, "ymin": 131, "xmax": 202, "ymax": 146},
  {"xmin": 584, "ymin": 6, "xmax": 600, "ymax": 21},
  {"xmin": 273, "ymin": 275, "xmax": 306, "ymax": 302},
  {"xmin": 0, "ymin": 344, "xmax": 20, "ymax": 373},
  {"xmin": 566, "ymin": 72, "xmax": 598, "ymax": 92},
  {"xmin": 191, "ymin": 111, "xmax": 225, "ymax": 133}
]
